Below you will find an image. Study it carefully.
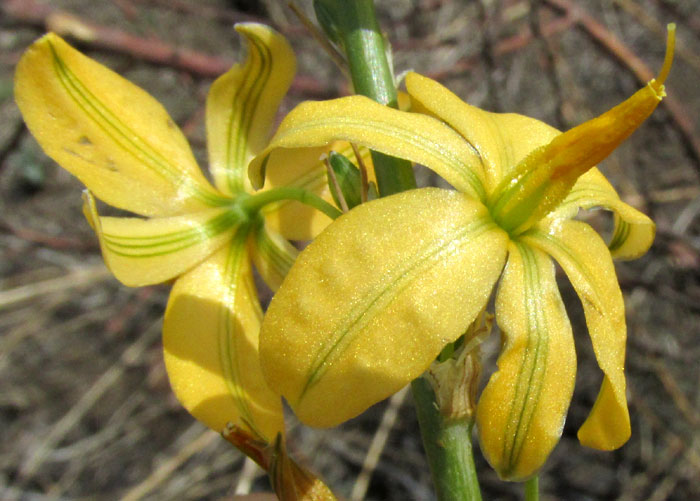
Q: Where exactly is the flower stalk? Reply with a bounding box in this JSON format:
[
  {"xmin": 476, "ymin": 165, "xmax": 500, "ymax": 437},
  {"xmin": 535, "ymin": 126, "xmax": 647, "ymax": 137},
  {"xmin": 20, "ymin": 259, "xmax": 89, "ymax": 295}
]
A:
[
  {"xmin": 313, "ymin": 0, "xmax": 416, "ymax": 196},
  {"xmin": 412, "ymin": 378, "xmax": 482, "ymax": 501}
]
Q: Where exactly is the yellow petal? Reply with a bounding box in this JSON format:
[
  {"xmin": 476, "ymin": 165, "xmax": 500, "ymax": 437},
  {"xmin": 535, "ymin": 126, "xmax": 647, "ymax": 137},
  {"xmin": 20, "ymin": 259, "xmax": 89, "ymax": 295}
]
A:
[
  {"xmin": 269, "ymin": 435, "xmax": 338, "ymax": 501},
  {"xmin": 260, "ymin": 188, "xmax": 508, "ymax": 427},
  {"xmin": 490, "ymin": 26, "xmax": 673, "ymax": 234},
  {"xmin": 83, "ymin": 191, "xmax": 237, "ymax": 286},
  {"xmin": 248, "ymin": 96, "xmax": 486, "ymax": 200},
  {"xmin": 406, "ymin": 72, "xmax": 560, "ymax": 191},
  {"xmin": 477, "ymin": 241, "xmax": 576, "ymax": 481},
  {"xmin": 15, "ymin": 33, "xmax": 222, "ymax": 217},
  {"xmin": 249, "ymin": 223, "xmax": 298, "ymax": 292},
  {"xmin": 262, "ymin": 141, "xmax": 373, "ymax": 240},
  {"xmin": 163, "ymin": 240, "xmax": 284, "ymax": 441},
  {"xmin": 206, "ymin": 24, "xmax": 295, "ymax": 195},
  {"xmin": 523, "ymin": 220, "xmax": 630, "ymax": 450},
  {"xmin": 549, "ymin": 168, "xmax": 655, "ymax": 260}
]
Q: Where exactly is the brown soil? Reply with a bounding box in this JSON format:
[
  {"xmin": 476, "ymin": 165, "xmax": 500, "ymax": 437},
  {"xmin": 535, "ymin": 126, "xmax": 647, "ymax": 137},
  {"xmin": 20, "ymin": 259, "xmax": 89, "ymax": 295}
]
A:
[{"xmin": 1, "ymin": 0, "xmax": 698, "ymax": 499}]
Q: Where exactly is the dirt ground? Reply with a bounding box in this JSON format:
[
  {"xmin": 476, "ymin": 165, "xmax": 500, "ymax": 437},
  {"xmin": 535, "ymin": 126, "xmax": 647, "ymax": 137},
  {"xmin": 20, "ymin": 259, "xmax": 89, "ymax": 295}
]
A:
[{"xmin": 1, "ymin": 0, "xmax": 699, "ymax": 499}]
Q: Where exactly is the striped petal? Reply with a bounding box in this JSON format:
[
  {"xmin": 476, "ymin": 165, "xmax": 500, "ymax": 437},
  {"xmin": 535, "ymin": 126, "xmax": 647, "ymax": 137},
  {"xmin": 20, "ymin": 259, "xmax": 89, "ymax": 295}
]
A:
[
  {"xmin": 249, "ymin": 96, "xmax": 487, "ymax": 200},
  {"xmin": 249, "ymin": 223, "xmax": 298, "ymax": 292},
  {"xmin": 15, "ymin": 33, "xmax": 222, "ymax": 217},
  {"xmin": 477, "ymin": 241, "xmax": 576, "ymax": 481},
  {"xmin": 489, "ymin": 66, "xmax": 669, "ymax": 235},
  {"xmin": 406, "ymin": 72, "xmax": 560, "ymax": 191},
  {"xmin": 83, "ymin": 192, "xmax": 238, "ymax": 287},
  {"xmin": 547, "ymin": 168, "xmax": 655, "ymax": 260},
  {"xmin": 260, "ymin": 188, "xmax": 507, "ymax": 427},
  {"xmin": 206, "ymin": 24, "xmax": 295, "ymax": 195},
  {"xmin": 262, "ymin": 142, "xmax": 373, "ymax": 241},
  {"xmin": 523, "ymin": 220, "xmax": 630, "ymax": 450},
  {"xmin": 163, "ymin": 238, "xmax": 284, "ymax": 442}
]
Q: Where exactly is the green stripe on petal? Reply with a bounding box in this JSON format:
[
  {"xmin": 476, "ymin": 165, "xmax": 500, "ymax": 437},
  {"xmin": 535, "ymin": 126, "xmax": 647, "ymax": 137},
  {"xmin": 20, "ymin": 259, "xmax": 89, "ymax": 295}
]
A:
[
  {"xmin": 477, "ymin": 241, "xmax": 576, "ymax": 481},
  {"xmin": 259, "ymin": 188, "xmax": 507, "ymax": 428},
  {"xmin": 83, "ymin": 191, "xmax": 240, "ymax": 286},
  {"xmin": 548, "ymin": 168, "xmax": 655, "ymax": 260},
  {"xmin": 250, "ymin": 223, "xmax": 298, "ymax": 291},
  {"xmin": 249, "ymin": 96, "xmax": 487, "ymax": 200},
  {"xmin": 15, "ymin": 34, "xmax": 223, "ymax": 217},
  {"xmin": 163, "ymin": 238, "xmax": 284, "ymax": 442},
  {"xmin": 523, "ymin": 220, "xmax": 631, "ymax": 451},
  {"xmin": 207, "ymin": 24, "xmax": 295, "ymax": 195}
]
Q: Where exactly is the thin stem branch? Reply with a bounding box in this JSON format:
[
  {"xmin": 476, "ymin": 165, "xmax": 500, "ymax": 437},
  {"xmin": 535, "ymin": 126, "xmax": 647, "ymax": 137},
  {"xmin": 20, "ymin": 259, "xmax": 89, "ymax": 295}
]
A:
[{"xmin": 240, "ymin": 187, "xmax": 342, "ymax": 220}]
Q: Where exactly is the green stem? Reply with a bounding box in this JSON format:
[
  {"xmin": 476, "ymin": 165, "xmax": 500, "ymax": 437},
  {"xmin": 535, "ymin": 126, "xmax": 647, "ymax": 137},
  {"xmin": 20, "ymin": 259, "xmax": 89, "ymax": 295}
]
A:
[
  {"xmin": 240, "ymin": 187, "xmax": 342, "ymax": 220},
  {"xmin": 314, "ymin": 0, "xmax": 416, "ymax": 196},
  {"xmin": 316, "ymin": 1, "xmax": 481, "ymax": 499},
  {"xmin": 525, "ymin": 476, "xmax": 540, "ymax": 501},
  {"xmin": 412, "ymin": 378, "xmax": 482, "ymax": 501}
]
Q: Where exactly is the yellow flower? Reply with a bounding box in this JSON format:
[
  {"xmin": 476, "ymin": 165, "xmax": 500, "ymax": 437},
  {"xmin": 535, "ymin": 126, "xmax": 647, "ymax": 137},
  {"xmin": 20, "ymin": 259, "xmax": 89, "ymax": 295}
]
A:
[
  {"xmin": 250, "ymin": 29, "xmax": 674, "ymax": 479},
  {"xmin": 14, "ymin": 24, "xmax": 347, "ymax": 443}
]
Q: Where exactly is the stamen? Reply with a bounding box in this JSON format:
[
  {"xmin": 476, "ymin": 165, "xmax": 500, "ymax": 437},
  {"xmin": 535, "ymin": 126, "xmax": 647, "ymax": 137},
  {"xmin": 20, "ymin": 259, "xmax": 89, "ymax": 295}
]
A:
[
  {"xmin": 350, "ymin": 143, "xmax": 370, "ymax": 203},
  {"xmin": 655, "ymin": 24, "xmax": 676, "ymax": 86}
]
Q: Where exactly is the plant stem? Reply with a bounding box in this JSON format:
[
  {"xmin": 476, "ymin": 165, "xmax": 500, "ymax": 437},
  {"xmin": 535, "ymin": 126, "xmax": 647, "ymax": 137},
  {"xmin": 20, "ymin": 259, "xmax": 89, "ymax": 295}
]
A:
[
  {"xmin": 240, "ymin": 186, "xmax": 342, "ymax": 220},
  {"xmin": 315, "ymin": 1, "xmax": 482, "ymax": 499},
  {"xmin": 525, "ymin": 475, "xmax": 540, "ymax": 501},
  {"xmin": 314, "ymin": 0, "xmax": 416, "ymax": 195},
  {"xmin": 412, "ymin": 378, "xmax": 482, "ymax": 501}
]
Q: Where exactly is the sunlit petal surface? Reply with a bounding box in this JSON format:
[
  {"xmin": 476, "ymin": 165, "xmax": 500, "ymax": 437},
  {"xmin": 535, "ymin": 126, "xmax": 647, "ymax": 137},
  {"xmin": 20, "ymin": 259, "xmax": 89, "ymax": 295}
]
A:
[
  {"xmin": 164, "ymin": 239, "xmax": 284, "ymax": 442},
  {"xmin": 477, "ymin": 241, "xmax": 575, "ymax": 481},
  {"xmin": 15, "ymin": 33, "xmax": 221, "ymax": 217},
  {"xmin": 548, "ymin": 168, "xmax": 655, "ymax": 260},
  {"xmin": 249, "ymin": 96, "xmax": 486, "ymax": 199},
  {"xmin": 207, "ymin": 24, "xmax": 295, "ymax": 195},
  {"xmin": 83, "ymin": 192, "xmax": 238, "ymax": 287},
  {"xmin": 406, "ymin": 72, "xmax": 559, "ymax": 190},
  {"xmin": 249, "ymin": 223, "xmax": 299, "ymax": 292},
  {"xmin": 523, "ymin": 220, "xmax": 630, "ymax": 449},
  {"xmin": 260, "ymin": 188, "xmax": 508, "ymax": 427}
]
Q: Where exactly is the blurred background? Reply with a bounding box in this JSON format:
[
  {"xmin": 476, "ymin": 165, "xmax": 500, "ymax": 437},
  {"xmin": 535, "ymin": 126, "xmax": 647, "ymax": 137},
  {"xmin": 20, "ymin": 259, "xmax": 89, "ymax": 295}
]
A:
[{"xmin": 1, "ymin": 0, "xmax": 698, "ymax": 499}]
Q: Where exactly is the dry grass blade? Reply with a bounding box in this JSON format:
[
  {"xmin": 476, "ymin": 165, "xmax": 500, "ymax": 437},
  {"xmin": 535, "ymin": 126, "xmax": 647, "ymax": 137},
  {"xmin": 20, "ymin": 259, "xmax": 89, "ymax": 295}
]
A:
[
  {"xmin": 0, "ymin": 266, "xmax": 112, "ymax": 310},
  {"xmin": 17, "ymin": 321, "xmax": 161, "ymax": 481},
  {"xmin": 350, "ymin": 387, "xmax": 409, "ymax": 501},
  {"xmin": 120, "ymin": 427, "xmax": 221, "ymax": 501}
]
